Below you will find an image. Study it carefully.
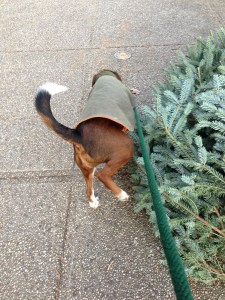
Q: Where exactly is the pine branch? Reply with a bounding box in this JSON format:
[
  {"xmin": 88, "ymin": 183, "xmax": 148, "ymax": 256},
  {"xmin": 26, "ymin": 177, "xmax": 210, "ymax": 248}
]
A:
[{"xmin": 132, "ymin": 28, "xmax": 225, "ymax": 283}]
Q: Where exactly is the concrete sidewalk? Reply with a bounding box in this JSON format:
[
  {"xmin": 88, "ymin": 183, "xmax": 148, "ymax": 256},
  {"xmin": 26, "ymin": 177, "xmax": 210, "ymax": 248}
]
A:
[{"xmin": 0, "ymin": 1, "xmax": 224, "ymax": 299}]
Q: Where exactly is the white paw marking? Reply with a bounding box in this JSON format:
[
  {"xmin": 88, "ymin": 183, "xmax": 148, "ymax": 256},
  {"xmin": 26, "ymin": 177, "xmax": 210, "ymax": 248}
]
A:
[
  {"xmin": 89, "ymin": 193, "xmax": 99, "ymax": 209},
  {"xmin": 117, "ymin": 190, "xmax": 129, "ymax": 201},
  {"xmin": 38, "ymin": 82, "xmax": 68, "ymax": 95}
]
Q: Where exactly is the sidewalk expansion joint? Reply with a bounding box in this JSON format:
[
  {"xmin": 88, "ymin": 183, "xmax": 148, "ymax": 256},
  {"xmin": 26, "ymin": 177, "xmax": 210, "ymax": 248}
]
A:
[
  {"xmin": 0, "ymin": 169, "xmax": 76, "ymax": 184},
  {"xmin": 0, "ymin": 43, "xmax": 186, "ymax": 54}
]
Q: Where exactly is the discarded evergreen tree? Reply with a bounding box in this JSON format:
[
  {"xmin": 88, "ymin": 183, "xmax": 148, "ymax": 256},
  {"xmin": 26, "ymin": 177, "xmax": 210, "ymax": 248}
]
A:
[{"xmin": 131, "ymin": 28, "xmax": 225, "ymax": 284}]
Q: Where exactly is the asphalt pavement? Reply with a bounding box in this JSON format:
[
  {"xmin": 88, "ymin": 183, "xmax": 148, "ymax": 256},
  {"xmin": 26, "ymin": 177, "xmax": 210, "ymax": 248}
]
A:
[{"xmin": 1, "ymin": 0, "xmax": 225, "ymax": 299}]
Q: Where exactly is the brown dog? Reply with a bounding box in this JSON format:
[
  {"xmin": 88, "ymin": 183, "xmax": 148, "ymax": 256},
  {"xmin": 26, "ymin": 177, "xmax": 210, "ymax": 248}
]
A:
[{"xmin": 35, "ymin": 70, "xmax": 135, "ymax": 208}]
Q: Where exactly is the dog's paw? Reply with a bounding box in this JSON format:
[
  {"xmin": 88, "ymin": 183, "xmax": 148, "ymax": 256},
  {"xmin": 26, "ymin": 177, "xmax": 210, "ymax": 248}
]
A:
[
  {"xmin": 89, "ymin": 196, "xmax": 99, "ymax": 209},
  {"xmin": 117, "ymin": 190, "xmax": 129, "ymax": 201}
]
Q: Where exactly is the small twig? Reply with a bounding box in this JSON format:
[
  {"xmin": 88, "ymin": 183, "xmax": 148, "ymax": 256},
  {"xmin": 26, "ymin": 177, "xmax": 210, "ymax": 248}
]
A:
[
  {"xmin": 130, "ymin": 88, "xmax": 141, "ymax": 95},
  {"xmin": 107, "ymin": 258, "xmax": 114, "ymax": 271},
  {"xmin": 197, "ymin": 67, "xmax": 201, "ymax": 84},
  {"xmin": 213, "ymin": 207, "xmax": 225, "ymax": 230}
]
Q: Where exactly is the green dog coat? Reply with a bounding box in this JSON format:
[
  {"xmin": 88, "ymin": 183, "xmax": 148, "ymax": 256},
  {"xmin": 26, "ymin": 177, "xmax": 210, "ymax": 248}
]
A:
[{"xmin": 76, "ymin": 72, "xmax": 136, "ymax": 131}]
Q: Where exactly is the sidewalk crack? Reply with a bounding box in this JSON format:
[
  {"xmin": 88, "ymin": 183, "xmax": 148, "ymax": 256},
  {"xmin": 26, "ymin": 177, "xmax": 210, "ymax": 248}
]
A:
[{"xmin": 55, "ymin": 186, "xmax": 73, "ymax": 300}]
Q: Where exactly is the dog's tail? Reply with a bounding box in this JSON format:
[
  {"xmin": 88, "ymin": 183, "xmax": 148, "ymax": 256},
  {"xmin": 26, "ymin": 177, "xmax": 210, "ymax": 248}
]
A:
[{"xmin": 35, "ymin": 83, "xmax": 81, "ymax": 144}]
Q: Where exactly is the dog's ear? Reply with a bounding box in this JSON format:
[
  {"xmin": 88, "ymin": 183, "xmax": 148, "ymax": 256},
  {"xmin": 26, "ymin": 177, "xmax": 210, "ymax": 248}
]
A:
[
  {"xmin": 92, "ymin": 74, "xmax": 98, "ymax": 86},
  {"xmin": 111, "ymin": 71, "xmax": 122, "ymax": 82}
]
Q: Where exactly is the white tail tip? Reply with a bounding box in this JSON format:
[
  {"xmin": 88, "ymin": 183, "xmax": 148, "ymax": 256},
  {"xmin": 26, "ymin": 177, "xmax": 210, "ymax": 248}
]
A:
[{"xmin": 38, "ymin": 82, "xmax": 68, "ymax": 95}]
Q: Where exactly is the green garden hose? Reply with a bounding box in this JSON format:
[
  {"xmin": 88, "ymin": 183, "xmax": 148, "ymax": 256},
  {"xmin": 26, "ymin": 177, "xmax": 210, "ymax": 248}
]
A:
[{"xmin": 134, "ymin": 106, "xmax": 194, "ymax": 300}]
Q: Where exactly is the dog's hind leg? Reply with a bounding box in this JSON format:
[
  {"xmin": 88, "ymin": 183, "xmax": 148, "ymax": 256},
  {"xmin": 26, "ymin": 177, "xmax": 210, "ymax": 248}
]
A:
[
  {"xmin": 96, "ymin": 157, "xmax": 131, "ymax": 201},
  {"xmin": 80, "ymin": 167, "xmax": 99, "ymax": 209},
  {"xmin": 73, "ymin": 144, "xmax": 99, "ymax": 208}
]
